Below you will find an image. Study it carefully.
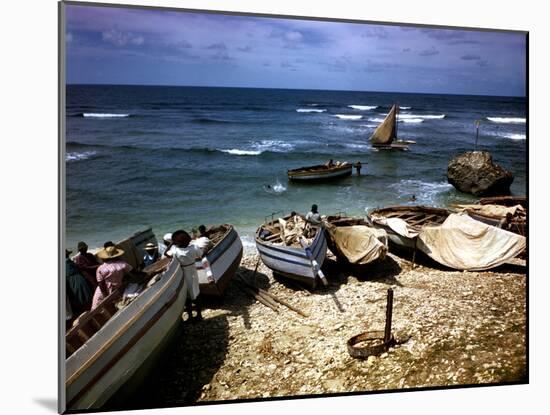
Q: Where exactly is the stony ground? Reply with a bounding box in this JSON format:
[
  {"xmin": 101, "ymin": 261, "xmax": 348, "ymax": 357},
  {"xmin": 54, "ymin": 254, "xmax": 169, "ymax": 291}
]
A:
[{"xmin": 130, "ymin": 250, "xmax": 527, "ymax": 408}]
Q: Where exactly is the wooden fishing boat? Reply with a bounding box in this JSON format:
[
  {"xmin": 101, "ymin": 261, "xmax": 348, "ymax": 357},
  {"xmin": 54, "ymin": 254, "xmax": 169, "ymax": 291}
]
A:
[
  {"xmin": 197, "ymin": 224, "xmax": 243, "ymax": 296},
  {"xmin": 255, "ymin": 214, "xmax": 327, "ymax": 288},
  {"xmin": 479, "ymin": 195, "xmax": 527, "ymax": 209},
  {"xmin": 369, "ymin": 105, "xmax": 415, "ymax": 151},
  {"xmin": 464, "ymin": 208, "xmax": 526, "ymax": 236},
  {"xmin": 65, "ymin": 229, "xmax": 188, "ymax": 411},
  {"xmin": 64, "ymin": 225, "xmax": 242, "ymax": 411},
  {"xmin": 324, "ymin": 215, "xmax": 388, "ymax": 265},
  {"xmin": 287, "ymin": 161, "xmax": 352, "ymax": 182},
  {"xmin": 368, "ymin": 205, "xmax": 450, "ymax": 250}
]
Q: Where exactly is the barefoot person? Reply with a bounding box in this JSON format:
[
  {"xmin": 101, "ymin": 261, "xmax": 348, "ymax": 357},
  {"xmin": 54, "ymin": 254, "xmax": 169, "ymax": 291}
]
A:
[{"xmin": 166, "ymin": 229, "xmax": 204, "ymax": 321}]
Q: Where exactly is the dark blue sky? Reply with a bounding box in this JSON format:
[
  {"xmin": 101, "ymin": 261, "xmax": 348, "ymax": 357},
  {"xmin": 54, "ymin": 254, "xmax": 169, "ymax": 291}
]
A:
[{"xmin": 65, "ymin": 4, "xmax": 526, "ymax": 96}]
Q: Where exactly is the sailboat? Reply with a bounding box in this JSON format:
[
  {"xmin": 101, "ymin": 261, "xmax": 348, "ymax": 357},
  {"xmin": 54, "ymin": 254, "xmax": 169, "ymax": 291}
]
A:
[{"xmin": 369, "ymin": 104, "xmax": 416, "ymax": 151}]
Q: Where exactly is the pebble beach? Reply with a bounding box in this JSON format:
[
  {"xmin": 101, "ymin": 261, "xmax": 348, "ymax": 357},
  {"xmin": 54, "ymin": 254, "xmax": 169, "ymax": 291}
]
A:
[{"xmin": 122, "ymin": 249, "xmax": 526, "ymax": 409}]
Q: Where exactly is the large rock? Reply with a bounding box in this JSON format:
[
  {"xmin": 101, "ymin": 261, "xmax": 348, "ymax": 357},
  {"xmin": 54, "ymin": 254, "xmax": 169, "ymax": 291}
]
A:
[{"xmin": 447, "ymin": 151, "xmax": 514, "ymax": 196}]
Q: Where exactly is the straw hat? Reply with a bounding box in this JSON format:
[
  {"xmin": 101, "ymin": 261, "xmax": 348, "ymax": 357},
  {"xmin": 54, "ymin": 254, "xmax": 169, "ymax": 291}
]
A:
[
  {"xmin": 97, "ymin": 245, "xmax": 125, "ymax": 260},
  {"xmin": 144, "ymin": 242, "xmax": 157, "ymax": 251}
]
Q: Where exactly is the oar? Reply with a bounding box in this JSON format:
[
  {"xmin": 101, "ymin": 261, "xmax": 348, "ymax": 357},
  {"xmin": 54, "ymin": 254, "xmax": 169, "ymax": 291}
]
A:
[{"xmin": 300, "ymin": 236, "xmax": 328, "ymax": 287}]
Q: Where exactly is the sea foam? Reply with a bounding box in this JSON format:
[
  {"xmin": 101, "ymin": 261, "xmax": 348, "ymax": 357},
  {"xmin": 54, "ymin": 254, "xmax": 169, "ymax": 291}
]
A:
[
  {"xmin": 296, "ymin": 108, "xmax": 326, "ymax": 113},
  {"xmin": 83, "ymin": 113, "xmax": 130, "ymax": 118},
  {"xmin": 487, "ymin": 117, "xmax": 526, "ymax": 124},
  {"xmin": 348, "ymin": 105, "xmax": 378, "ymax": 110},
  {"xmin": 502, "ymin": 133, "xmax": 526, "ymax": 140},
  {"xmin": 66, "ymin": 151, "xmax": 97, "ymax": 162},
  {"xmin": 334, "ymin": 114, "xmax": 363, "ymax": 120}
]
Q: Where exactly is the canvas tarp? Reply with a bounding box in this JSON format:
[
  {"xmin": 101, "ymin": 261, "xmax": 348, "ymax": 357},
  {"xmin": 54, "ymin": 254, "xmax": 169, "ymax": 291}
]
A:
[
  {"xmin": 370, "ymin": 216, "xmax": 419, "ymax": 239},
  {"xmin": 278, "ymin": 215, "xmax": 313, "ymax": 247},
  {"xmin": 455, "ymin": 204, "xmax": 525, "ymax": 219},
  {"xmin": 417, "ymin": 213, "xmax": 526, "ymax": 271},
  {"xmin": 370, "ymin": 105, "xmax": 397, "ymax": 145},
  {"xmin": 326, "ymin": 224, "xmax": 388, "ymax": 265}
]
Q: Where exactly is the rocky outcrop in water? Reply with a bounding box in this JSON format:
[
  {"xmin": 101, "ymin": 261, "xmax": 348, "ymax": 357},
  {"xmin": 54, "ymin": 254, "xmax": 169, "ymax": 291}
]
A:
[{"xmin": 447, "ymin": 151, "xmax": 514, "ymax": 196}]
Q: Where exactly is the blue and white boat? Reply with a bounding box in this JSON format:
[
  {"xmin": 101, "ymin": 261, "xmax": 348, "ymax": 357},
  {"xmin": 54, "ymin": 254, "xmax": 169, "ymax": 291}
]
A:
[{"xmin": 255, "ymin": 214, "xmax": 328, "ymax": 288}]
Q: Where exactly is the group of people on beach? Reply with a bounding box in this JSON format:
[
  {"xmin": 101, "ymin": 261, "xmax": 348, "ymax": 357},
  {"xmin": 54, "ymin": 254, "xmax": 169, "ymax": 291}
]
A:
[{"xmin": 65, "ymin": 225, "xmax": 212, "ymax": 328}]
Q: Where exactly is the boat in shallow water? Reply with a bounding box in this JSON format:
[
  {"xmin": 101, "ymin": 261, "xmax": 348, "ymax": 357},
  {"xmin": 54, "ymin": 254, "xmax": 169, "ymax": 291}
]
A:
[
  {"xmin": 287, "ymin": 161, "xmax": 352, "ymax": 182},
  {"xmin": 255, "ymin": 213, "xmax": 327, "ymax": 288},
  {"xmin": 369, "ymin": 104, "xmax": 416, "ymax": 151}
]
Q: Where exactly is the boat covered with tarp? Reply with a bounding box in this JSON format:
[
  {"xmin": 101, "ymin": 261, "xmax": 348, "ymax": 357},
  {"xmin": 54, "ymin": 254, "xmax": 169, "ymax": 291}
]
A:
[
  {"xmin": 324, "ymin": 215, "xmax": 388, "ymax": 265},
  {"xmin": 453, "ymin": 203, "xmax": 526, "ymax": 236}
]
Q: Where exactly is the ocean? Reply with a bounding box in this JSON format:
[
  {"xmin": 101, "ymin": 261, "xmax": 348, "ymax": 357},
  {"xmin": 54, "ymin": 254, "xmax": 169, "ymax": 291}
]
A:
[{"xmin": 65, "ymin": 85, "xmax": 527, "ymax": 250}]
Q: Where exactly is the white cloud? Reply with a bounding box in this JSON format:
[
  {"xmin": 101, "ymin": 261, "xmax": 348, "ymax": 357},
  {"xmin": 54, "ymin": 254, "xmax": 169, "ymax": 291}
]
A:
[{"xmin": 102, "ymin": 29, "xmax": 144, "ymax": 47}]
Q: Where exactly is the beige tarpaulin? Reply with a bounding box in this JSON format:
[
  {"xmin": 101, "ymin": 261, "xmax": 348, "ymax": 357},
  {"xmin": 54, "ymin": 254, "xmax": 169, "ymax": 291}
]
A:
[
  {"xmin": 326, "ymin": 224, "xmax": 388, "ymax": 265},
  {"xmin": 278, "ymin": 216, "xmax": 312, "ymax": 246},
  {"xmin": 455, "ymin": 204, "xmax": 525, "ymax": 219},
  {"xmin": 370, "ymin": 216, "xmax": 419, "ymax": 239},
  {"xmin": 418, "ymin": 213, "xmax": 526, "ymax": 271}
]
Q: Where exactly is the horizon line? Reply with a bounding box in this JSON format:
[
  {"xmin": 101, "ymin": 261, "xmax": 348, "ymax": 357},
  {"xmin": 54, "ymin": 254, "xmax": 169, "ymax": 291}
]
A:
[{"xmin": 65, "ymin": 83, "xmax": 526, "ymax": 99}]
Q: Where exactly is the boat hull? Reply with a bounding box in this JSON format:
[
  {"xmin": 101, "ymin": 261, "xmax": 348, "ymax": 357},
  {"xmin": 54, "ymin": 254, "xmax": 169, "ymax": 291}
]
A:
[
  {"xmin": 288, "ymin": 165, "xmax": 352, "ymax": 182},
  {"xmin": 255, "ymin": 229, "xmax": 327, "ymax": 288},
  {"xmin": 466, "ymin": 211, "xmax": 526, "ymax": 236},
  {"xmin": 197, "ymin": 226, "xmax": 243, "ymax": 296},
  {"xmin": 66, "ymin": 259, "xmax": 187, "ymax": 411}
]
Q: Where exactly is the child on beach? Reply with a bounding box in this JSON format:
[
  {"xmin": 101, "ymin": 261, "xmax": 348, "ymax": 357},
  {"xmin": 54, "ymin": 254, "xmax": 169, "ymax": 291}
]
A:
[{"xmin": 165, "ymin": 229, "xmax": 204, "ymax": 321}]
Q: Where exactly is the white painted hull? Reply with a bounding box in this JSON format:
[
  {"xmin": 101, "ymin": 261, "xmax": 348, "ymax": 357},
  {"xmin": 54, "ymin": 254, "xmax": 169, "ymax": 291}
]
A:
[
  {"xmin": 256, "ymin": 229, "xmax": 327, "ymax": 287},
  {"xmin": 66, "ymin": 259, "xmax": 187, "ymax": 410},
  {"xmin": 197, "ymin": 226, "xmax": 243, "ymax": 296}
]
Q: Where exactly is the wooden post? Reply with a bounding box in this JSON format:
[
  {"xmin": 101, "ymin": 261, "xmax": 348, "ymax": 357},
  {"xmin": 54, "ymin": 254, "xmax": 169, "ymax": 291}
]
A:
[
  {"xmin": 411, "ymin": 238, "xmax": 417, "ymax": 269},
  {"xmin": 474, "ymin": 120, "xmax": 480, "ymax": 151},
  {"xmin": 384, "ymin": 288, "xmax": 394, "ymax": 344}
]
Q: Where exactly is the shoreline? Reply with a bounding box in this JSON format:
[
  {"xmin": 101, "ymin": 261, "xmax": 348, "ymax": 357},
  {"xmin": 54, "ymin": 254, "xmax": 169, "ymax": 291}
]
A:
[{"xmin": 119, "ymin": 249, "xmax": 527, "ymax": 409}]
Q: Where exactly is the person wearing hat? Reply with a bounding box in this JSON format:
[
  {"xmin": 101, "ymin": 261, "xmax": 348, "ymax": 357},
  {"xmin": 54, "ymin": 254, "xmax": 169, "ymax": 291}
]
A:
[
  {"xmin": 74, "ymin": 241, "xmax": 99, "ymax": 289},
  {"xmin": 143, "ymin": 242, "xmax": 160, "ymax": 268},
  {"xmin": 91, "ymin": 245, "xmax": 133, "ymax": 310},
  {"xmin": 158, "ymin": 232, "xmax": 172, "ymax": 258},
  {"xmin": 66, "ymin": 248, "xmax": 93, "ymax": 317},
  {"xmin": 165, "ymin": 230, "xmax": 204, "ymax": 321}
]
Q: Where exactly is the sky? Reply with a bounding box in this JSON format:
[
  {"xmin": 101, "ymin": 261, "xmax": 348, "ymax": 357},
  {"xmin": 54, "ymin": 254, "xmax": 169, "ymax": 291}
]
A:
[{"xmin": 65, "ymin": 4, "xmax": 527, "ymax": 96}]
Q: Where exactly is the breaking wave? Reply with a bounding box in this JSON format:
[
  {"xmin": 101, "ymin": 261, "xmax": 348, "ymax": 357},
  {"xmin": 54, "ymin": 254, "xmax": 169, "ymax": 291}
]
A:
[
  {"xmin": 218, "ymin": 140, "xmax": 295, "ymax": 156},
  {"xmin": 487, "ymin": 117, "xmax": 526, "ymax": 124},
  {"xmin": 502, "ymin": 133, "xmax": 526, "ymax": 140},
  {"xmin": 82, "ymin": 113, "xmax": 130, "ymax": 118},
  {"xmin": 219, "ymin": 149, "xmax": 262, "ymax": 156},
  {"xmin": 398, "ymin": 113, "xmax": 445, "ymax": 120},
  {"xmin": 334, "ymin": 114, "xmax": 363, "ymax": 120},
  {"xmin": 66, "ymin": 151, "xmax": 97, "ymax": 162},
  {"xmin": 296, "ymin": 108, "xmax": 326, "ymax": 113},
  {"xmin": 348, "ymin": 105, "xmax": 378, "ymax": 110},
  {"xmin": 400, "ymin": 106, "xmax": 412, "ymax": 110}
]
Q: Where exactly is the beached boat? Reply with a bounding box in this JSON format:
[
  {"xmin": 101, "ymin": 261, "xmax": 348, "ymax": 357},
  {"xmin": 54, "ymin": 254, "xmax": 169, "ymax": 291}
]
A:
[
  {"xmin": 287, "ymin": 161, "xmax": 352, "ymax": 182},
  {"xmin": 479, "ymin": 195, "xmax": 527, "ymax": 209},
  {"xmin": 64, "ymin": 225, "xmax": 242, "ymax": 411},
  {"xmin": 368, "ymin": 205, "xmax": 450, "ymax": 250},
  {"xmin": 462, "ymin": 205, "xmax": 526, "ymax": 236},
  {"xmin": 369, "ymin": 104, "xmax": 416, "ymax": 151},
  {"xmin": 324, "ymin": 215, "xmax": 388, "ymax": 265},
  {"xmin": 65, "ymin": 229, "xmax": 188, "ymax": 411},
  {"xmin": 198, "ymin": 224, "xmax": 243, "ymax": 296},
  {"xmin": 255, "ymin": 214, "xmax": 327, "ymax": 288}
]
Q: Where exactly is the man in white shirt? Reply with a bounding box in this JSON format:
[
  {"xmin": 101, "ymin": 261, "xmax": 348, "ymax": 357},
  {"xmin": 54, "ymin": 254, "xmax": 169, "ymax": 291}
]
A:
[
  {"xmin": 165, "ymin": 230, "xmax": 203, "ymax": 321},
  {"xmin": 305, "ymin": 204, "xmax": 322, "ymax": 225}
]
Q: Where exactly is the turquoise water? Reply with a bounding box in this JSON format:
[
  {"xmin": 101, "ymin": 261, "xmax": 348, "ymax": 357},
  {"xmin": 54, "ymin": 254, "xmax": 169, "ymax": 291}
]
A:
[{"xmin": 65, "ymin": 85, "xmax": 526, "ymax": 250}]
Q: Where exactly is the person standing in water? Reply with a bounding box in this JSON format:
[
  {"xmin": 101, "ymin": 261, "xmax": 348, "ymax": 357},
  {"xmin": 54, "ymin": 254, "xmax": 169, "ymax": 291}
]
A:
[{"xmin": 354, "ymin": 161, "xmax": 362, "ymax": 176}]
